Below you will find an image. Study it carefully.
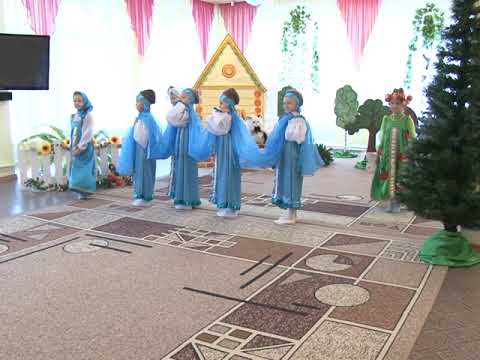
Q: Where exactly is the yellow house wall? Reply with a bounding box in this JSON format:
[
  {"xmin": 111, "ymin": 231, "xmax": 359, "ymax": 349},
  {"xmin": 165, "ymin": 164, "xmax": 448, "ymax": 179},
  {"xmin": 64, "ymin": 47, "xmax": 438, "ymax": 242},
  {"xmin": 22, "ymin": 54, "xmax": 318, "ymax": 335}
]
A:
[{"xmin": 196, "ymin": 43, "xmax": 265, "ymax": 119}]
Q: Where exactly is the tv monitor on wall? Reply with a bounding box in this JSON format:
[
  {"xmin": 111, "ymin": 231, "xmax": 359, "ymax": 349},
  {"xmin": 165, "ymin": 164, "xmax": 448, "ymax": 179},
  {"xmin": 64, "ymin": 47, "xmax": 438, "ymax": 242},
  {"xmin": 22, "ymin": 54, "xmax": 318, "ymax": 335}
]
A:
[{"xmin": 0, "ymin": 33, "xmax": 50, "ymax": 90}]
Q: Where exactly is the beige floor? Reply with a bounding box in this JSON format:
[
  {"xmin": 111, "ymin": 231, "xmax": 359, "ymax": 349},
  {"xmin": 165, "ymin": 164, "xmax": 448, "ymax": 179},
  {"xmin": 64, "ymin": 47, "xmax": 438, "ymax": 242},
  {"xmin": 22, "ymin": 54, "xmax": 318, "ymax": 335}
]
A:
[{"xmin": 0, "ymin": 158, "xmax": 459, "ymax": 360}]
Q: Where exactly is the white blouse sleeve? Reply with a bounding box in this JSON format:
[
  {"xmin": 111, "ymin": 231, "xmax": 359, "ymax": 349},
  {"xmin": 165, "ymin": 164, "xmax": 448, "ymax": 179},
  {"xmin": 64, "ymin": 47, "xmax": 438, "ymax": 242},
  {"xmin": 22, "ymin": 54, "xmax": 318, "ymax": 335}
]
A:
[
  {"xmin": 77, "ymin": 113, "xmax": 94, "ymax": 150},
  {"xmin": 133, "ymin": 119, "xmax": 149, "ymax": 149},
  {"xmin": 206, "ymin": 111, "xmax": 232, "ymax": 136},
  {"xmin": 285, "ymin": 116, "xmax": 307, "ymax": 144},
  {"xmin": 166, "ymin": 102, "xmax": 189, "ymax": 128}
]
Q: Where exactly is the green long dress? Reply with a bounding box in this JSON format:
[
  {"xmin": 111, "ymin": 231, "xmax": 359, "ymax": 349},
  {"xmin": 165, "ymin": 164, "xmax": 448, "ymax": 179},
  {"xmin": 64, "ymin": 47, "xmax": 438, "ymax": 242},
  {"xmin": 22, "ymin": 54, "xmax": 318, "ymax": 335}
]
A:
[{"xmin": 371, "ymin": 113, "xmax": 416, "ymax": 201}]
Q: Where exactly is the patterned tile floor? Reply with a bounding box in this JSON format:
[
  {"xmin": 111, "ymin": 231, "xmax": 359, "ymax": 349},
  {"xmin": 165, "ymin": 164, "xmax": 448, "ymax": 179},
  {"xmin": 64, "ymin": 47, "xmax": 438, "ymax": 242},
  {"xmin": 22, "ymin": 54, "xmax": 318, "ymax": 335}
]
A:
[{"xmin": 0, "ymin": 169, "xmax": 454, "ymax": 360}]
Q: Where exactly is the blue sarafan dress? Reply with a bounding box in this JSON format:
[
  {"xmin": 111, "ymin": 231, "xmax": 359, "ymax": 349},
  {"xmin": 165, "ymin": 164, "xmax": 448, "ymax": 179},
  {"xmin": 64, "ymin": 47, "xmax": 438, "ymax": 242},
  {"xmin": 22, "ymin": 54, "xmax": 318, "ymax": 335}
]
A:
[
  {"xmin": 69, "ymin": 94, "xmax": 96, "ymax": 194},
  {"xmin": 118, "ymin": 100, "xmax": 162, "ymax": 201},
  {"xmin": 188, "ymin": 96, "xmax": 260, "ymax": 212},
  {"xmin": 273, "ymin": 116, "xmax": 307, "ymax": 209},
  {"xmin": 153, "ymin": 101, "xmax": 200, "ymax": 207},
  {"xmin": 206, "ymin": 110, "xmax": 241, "ymax": 210}
]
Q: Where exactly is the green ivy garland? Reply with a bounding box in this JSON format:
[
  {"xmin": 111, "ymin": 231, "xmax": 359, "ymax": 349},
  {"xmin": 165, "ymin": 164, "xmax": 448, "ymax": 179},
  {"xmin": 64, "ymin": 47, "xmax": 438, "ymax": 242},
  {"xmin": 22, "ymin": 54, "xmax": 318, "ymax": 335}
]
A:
[
  {"xmin": 404, "ymin": 2, "xmax": 445, "ymax": 89},
  {"xmin": 311, "ymin": 21, "xmax": 320, "ymax": 92},
  {"xmin": 280, "ymin": 5, "xmax": 320, "ymax": 93}
]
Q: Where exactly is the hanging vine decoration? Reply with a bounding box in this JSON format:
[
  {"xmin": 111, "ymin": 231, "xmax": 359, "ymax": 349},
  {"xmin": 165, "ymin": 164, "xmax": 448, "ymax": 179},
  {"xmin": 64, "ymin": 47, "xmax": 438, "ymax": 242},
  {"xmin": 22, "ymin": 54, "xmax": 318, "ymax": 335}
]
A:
[
  {"xmin": 311, "ymin": 20, "xmax": 320, "ymax": 92},
  {"xmin": 280, "ymin": 5, "xmax": 320, "ymax": 92},
  {"xmin": 404, "ymin": 2, "xmax": 445, "ymax": 89}
]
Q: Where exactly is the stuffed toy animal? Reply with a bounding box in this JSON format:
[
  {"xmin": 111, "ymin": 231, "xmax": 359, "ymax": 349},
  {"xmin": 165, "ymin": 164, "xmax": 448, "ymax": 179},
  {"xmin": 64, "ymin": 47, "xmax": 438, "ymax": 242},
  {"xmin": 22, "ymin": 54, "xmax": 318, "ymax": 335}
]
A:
[{"xmin": 246, "ymin": 115, "xmax": 268, "ymax": 147}]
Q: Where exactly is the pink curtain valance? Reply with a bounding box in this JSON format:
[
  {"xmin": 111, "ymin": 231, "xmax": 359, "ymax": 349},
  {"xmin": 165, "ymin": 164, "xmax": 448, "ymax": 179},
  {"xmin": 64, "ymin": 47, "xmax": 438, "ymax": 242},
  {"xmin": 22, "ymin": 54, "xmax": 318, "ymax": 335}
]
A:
[
  {"xmin": 337, "ymin": 0, "xmax": 382, "ymax": 68},
  {"xmin": 192, "ymin": 0, "xmax": 215, "ymax": 63},
  {"xmin": 125, "ymin": 0, "xmax": 154, "ymax": 57},
  {"xmin": 219, "ymin": 1, "xmax": 258, "ymax": 53},
  {"xmin": 22, "ymin": 0, "xmax": 61, "ymax": 36}
]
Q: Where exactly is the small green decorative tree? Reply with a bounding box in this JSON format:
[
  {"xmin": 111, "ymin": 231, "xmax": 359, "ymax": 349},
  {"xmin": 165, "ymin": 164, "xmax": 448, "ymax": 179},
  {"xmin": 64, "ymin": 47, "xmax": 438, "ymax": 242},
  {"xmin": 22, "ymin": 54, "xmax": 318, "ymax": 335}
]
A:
[
  {"xmin": 334, "ymin": 85, "xmax": 359, "ymax": 158},
  {"xmin": 398, "ymin": 0, "xmax": 480, "ymax": 267},
  {"xmin": 351, "ymin": 99, "xmax": 390, "ymax": 153}
]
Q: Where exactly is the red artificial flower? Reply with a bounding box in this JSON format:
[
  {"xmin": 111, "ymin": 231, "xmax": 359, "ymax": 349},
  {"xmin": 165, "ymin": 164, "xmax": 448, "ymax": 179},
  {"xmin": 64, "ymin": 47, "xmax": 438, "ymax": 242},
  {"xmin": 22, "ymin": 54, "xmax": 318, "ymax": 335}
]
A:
[
  {"xmin": 399, "ymin": 153, "xmax": 408, "ymax": 161},
  {"xmin": 379, "ymin": 171, "xmax": 389, "ymax": 180}
]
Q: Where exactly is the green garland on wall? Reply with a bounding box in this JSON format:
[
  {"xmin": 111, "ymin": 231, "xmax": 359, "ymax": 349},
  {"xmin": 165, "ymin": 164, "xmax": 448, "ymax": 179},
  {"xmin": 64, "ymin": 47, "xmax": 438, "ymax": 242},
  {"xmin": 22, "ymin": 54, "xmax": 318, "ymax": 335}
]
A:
[
  {"xmin": 280, "ymin": 5, "xmax": 320, "ymax": 93},
  {"xmin": 404, "ymin": 2, "xmax": 445, "ymax": 89}
]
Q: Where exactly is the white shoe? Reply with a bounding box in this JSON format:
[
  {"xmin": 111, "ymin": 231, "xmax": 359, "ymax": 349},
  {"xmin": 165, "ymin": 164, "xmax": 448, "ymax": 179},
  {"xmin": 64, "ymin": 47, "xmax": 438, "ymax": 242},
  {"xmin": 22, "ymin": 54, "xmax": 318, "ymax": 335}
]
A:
[
  {"xmin": 274, "ymin": 216, "xmax": 297, "ymax": 225},
  {"xmin": 223, "ymin": 209, "xmax": 238, "ymax": 218},
  {"xmin": 132, "ymin": 199, "xmax": 149, "ymax": 207},
  {"xmin": 175, "ymin": 204, "xmax": 192, "ymax": 210},
  {"xmin": 216, "ymin": 209, "xmax": 227, "ymax": 217}
]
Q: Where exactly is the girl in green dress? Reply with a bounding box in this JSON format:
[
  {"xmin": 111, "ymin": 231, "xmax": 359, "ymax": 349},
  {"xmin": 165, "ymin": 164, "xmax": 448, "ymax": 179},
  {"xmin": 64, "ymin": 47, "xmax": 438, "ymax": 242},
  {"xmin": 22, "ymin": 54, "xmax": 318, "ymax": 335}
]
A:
[{"xmin": 371, "ymin": 88, "xmax": 416, "ymax": 213}]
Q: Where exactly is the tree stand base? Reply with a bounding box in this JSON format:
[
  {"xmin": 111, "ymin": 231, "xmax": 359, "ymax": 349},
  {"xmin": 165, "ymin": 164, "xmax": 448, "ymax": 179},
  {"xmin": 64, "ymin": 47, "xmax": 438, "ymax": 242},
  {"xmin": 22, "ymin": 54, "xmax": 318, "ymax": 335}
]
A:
[{"xmin": 420, "ymin": 230, "xmax": 480, "ymax": 267}]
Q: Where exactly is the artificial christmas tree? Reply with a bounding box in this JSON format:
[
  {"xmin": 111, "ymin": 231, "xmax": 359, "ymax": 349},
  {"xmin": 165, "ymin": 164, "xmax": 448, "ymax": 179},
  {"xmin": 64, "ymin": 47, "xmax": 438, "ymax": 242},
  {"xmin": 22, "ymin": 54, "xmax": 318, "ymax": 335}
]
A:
[{"xmin": 398, "ymin": 0, "xmax": 480, "ymax": 267}]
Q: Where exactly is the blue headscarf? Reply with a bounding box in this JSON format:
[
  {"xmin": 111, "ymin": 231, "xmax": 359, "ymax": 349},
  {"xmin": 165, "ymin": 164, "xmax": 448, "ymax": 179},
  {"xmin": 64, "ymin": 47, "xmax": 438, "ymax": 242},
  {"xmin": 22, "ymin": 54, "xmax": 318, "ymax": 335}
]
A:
[
  {"xmin": 220, "ymin": 95, "xmax": 236, "ymax": 112},
  {"xmin": 118, "ymin": 92, "xmax": 163, "ymax": 176},
  {"xmin": 284, "ymin": 91, "xmax": 302, "ymax": 111},
  {"xmin": 182, "ymin": 88, "xmax": 199, "ymax": 105},
  {"xmin": 137, "ymin": 94, "xmax": 151, "ymax": 112},
  {"xmin": 74, "ymin": 91, "xmax": 93, "ymax": 120}
]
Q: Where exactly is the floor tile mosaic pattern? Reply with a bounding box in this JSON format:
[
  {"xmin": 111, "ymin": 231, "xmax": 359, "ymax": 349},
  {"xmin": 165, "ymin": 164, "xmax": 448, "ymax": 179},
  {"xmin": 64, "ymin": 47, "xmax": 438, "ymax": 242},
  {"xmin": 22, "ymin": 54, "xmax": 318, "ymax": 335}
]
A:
[{"xmin": 0, "ymin": 178, "xmax": 444, "ymax": 360}]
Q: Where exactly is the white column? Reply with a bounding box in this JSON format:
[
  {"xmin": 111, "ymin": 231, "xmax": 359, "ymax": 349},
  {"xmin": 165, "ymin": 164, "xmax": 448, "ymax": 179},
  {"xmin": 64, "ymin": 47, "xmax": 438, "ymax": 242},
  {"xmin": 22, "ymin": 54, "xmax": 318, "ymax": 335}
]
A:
[
  {"xmin": 29, "ymin": 151, "xmax": 41, "ymax": 179},
  {"xmin": 53, "ymin": 141, "xmax": 66, "ymax": 185},
  {"xmin": 40, "ymin": 154, "xmax": 52, "ymax": 184},
  {"xmin": 99, "ymin": 147, "xmax": 109, "ymax": 176},
  {"xmin": 111, "ymin": 146, "xmax": 119, "ymax": 167}
]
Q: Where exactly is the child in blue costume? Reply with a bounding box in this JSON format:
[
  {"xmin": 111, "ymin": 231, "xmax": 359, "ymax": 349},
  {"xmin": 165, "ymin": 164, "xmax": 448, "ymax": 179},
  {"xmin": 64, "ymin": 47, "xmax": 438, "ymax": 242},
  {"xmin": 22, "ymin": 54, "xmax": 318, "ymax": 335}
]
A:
[
  {"xmin": 118, "ymin": 90, "xmax": 162, "ymax": 206},
  {"xmin": 189, "ymin": 88, "xmax": 265, "ymax": 218},
  {"xmin": 273, "ymin": 90, "xmax": 324, "ymax": 224},
  {"xmin": 69, "ymin": 91, "xmax": 96, "ymax": 200},
  {"xmin": 161, "ymin": 88, "xmax": 201, "ymax": 210},
  {"xmin": 195, "ymin": 88, "xmax": 245, "ymax": 217},
  {"xmin": 248, "ymin": 89, "xmax": 323, "ymax": 224}
]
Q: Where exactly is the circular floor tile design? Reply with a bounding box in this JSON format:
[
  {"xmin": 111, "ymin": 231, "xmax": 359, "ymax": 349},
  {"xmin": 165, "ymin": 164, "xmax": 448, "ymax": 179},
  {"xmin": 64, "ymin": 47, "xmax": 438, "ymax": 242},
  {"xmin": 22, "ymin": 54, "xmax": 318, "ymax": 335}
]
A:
[
  {"xmin": 336, "ymin": 194, "xmax": 363, "ymax": 201},
  {"xmin": 64, "ymin": 239, "xmax": 108, "ymax": 254},
  {"xmin": 0, "ymin": 244, "xmax": 9, "ymax": 254},
  {"xmin": 306, "ymin": 254, "xmax": 353, "ymax": 272},
  {"xmin": 315, "ymin": 284, "xmax": 370, "ymax": 307}
]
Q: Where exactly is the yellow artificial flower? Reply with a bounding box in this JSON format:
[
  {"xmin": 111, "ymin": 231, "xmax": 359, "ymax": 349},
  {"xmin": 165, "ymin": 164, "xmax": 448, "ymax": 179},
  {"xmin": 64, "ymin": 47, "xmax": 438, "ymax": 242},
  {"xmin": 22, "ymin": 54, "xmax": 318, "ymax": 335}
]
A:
[
  {"xmin": 40, "ymin": 142, "xmax": 52, "ymax": 155},
  {"xmin": 109, "ymin": 136, "xmax": 121, "ymax": 145}
]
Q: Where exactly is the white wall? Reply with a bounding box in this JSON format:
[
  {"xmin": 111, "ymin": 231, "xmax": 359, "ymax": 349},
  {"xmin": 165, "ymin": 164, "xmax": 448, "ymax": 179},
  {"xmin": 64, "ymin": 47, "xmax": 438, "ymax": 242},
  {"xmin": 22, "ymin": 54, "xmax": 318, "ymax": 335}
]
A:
[{"xmin": 2, "ymin": 0, "xmax": 452, "ymax": 149}]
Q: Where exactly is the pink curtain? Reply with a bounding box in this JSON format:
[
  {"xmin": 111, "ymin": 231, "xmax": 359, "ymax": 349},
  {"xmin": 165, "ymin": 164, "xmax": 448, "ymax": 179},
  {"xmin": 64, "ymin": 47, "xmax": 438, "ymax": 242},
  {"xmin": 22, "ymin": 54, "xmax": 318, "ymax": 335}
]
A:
[
  {"xmin": 192, "ymin": 0, "xmax": 215, "ymax": 63},
  {"xmin": 22, "ymin": 0, "xmax": 61, "ymax": 36},
  {"xmin": 125, "ymin": 0, "xmax": 154, "ymax": 57},
  {"xmin": 219, "ymin": 2, "xmax": 258, "ymax": 53},
  {"xmin": 337, "ymin": 0, "xmax": 382, "ymax": 68}
]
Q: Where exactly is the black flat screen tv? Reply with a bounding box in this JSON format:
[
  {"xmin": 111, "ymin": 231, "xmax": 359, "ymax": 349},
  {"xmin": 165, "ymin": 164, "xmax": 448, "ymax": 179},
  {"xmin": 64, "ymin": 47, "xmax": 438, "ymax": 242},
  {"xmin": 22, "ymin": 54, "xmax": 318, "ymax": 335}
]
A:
[{"xmin": 0, "ymin": 33, "xmax": 50, "ymax": 90}]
